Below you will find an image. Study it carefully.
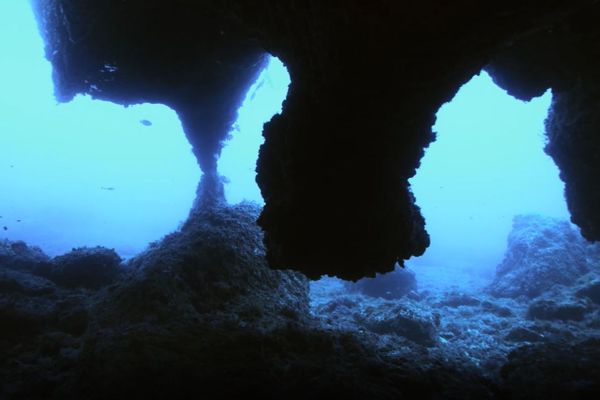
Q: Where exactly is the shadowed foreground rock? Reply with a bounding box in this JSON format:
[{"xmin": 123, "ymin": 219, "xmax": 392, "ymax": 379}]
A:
[
  {"xmin": 0, "ymin": 204, "xmax": 499, "ymax": 399},
  {"xmin": 500, "ymin": 339, "xmax": 600, "ymax": 399},
  {"xmin": 3, "ymin": 211, "xmax": 600, "ymax": 398}
]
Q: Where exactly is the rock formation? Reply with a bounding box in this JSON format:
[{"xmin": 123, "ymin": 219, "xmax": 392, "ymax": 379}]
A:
[
  {"xmin": 488, "ymin": 215, "xmax": 600, "ymax": 299},
  {"xmin": 30, "ymin": 0, "xmax": 600, "ymax": 279}
]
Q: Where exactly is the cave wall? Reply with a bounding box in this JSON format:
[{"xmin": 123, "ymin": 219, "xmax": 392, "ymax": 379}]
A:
[{"xmin": 31, "ymin": 0, "xmax": 600, "ymax": 280}]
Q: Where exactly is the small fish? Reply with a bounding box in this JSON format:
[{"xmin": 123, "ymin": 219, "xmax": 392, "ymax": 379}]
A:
[
  {"xmin": 16, "ymin": 219, "xmax": 21, "ymax": 222},
  {"xmin": 101, "ymin": 187, "xmax": 115, "ymax": 191},
  {"xmin": 140, "ymin": 119, "xmax": 153, "ymax": 127},
  {"xmin": 3, "ymin": 226, "xmax": 7, "ymax": 231}
]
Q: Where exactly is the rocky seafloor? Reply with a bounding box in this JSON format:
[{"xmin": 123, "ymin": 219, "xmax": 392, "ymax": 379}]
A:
[{"xmin": 1, "ymin": 208, "xmax": 600, "ymax": 399}]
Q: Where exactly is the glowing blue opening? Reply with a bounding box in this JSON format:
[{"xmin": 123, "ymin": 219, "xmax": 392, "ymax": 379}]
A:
[
  {"xmin": 408, "ymin": 71, "xmax": 569, "ymax": 287},
  {"xmin": 218, "ymin": 58, "xmax": 291, "ymax": 204},
  {"xmin": 0, "ymin": 3, "xmax": 200, "ymax": 258}
]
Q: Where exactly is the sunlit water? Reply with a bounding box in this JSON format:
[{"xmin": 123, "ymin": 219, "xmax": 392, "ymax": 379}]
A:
[
  {"xmin": 219, "ymin": 59, "xmax": 290, "ymax": 204},
  {"xmin": 408, "ymin": 72, "xmax": 568, "ymax": 290}
]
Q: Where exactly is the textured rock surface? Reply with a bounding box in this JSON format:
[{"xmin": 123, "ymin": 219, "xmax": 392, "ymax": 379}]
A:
[
  {"xmin": 310, "ymin": 248, "xmax": 600, "ymax": 397},
  {"xmin": 577, "ymin": 280, "xmax": 600, "ymax": 304},
  {"xmin": 93, "ymin": 203, "xmax": 309, "ymax": 329},
  {"xmin": 31, "ymin": 0, "xmax": 600, "ymax": 279},
  {"xmin": 488, "ymin": 215, "xmax": 600, "ymax": 299},
  {"xmin": 0, "ymin": 204, "xmax": 500, "ymax": 399},
  {"xmin": 3, "ymin": 211, "xmax": 600, "ymax": 398},
  {"xmin": 0, "ymin": 239, "xmax": 50, "ymax": 272}
]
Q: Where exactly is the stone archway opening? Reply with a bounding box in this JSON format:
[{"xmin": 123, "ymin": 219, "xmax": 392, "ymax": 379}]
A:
[{"xmin": 406, "ymin": 70, "xmax": 569, "ymax": 290}]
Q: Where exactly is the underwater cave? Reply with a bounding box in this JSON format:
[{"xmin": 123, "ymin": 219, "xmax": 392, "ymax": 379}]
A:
[{"xmin": 2, "ymin": 1, "xmax": 600, "ymax": 399}]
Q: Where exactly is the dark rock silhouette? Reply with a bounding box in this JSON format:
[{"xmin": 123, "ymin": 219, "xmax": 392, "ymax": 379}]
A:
[
  {"xmin": 2, "ymin": 213, "xmax": 600, "ymax": 398},
  {"xmin": 0, "ymin": 239, "xmax": 50, "ymax": 272},
  {"xmin": 14, "ymin": 0, "xmax": 600, "ymax": 396}
]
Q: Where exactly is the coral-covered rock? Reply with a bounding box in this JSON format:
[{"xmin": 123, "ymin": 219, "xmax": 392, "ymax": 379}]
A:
[
  {"xmin": 40, "ymin": 247, "xmax": 123, "ymax": 290},
  {"xmin": 0, "ymin": 239, "xmax": 50, "ymax": 273},
  {"xmin": 359, "ymin": 303, "xmax": 439, "ymax": 347},
  {"xmin": 92, "ymin": 202, "xmax": 309, "ymax": 329},
  {"xmin": 349, "ymin": 267, "xmax": 417, "ymax": 300},
  {"xmin": 487, "ymin": 215, "xmax": 599, "ymax": 299}
]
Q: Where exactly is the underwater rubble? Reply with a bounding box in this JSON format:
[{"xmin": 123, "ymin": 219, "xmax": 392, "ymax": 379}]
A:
[
  {"xmin": 1, "ymin": 212, "xmax": 600, "ymax": 399},
  {"xmin": 310, "ymin": 214, "xmax": 600, "ymax": 397}
]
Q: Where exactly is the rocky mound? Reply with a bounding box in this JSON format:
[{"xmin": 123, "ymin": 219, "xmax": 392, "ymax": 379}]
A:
[
  {"xmin": 487, "ymin": 215, "xmax": 600, "ymax": 299},
  {"xmin": 0, "ymin": 240, "xmax": 50, "ymax": 272},
  {"xmin": 37, "ymin": 247, "xmax": 123, "ymax": 290}
]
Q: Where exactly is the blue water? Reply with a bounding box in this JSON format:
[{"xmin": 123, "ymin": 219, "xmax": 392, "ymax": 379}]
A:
[
  {"xmin": 408, "ymin": 72, "xmax": 568, "ymax": 289},
  {"xmin": 0, "ymin": 2, "xmax": 288, "ymax": 258},
  {"xmin": 0, "ymin": 2, "xmax": 201, "ymax": 258},
  {"xmin": 1, "ymin": 2, "xmax": 568, "ymax": 284},
  {"xmin": 219, "ymin": 59, "xmax": 290, "ymax": 204}
]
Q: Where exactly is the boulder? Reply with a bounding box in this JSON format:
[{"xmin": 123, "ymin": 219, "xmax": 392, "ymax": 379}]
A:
[
  {"xmin": 42, "ymin": 247, "xmax": 123, "ymax": 290},
  {"xmin": 488, "ymin": 215, "xmax": 600, "ymax": 299}
]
